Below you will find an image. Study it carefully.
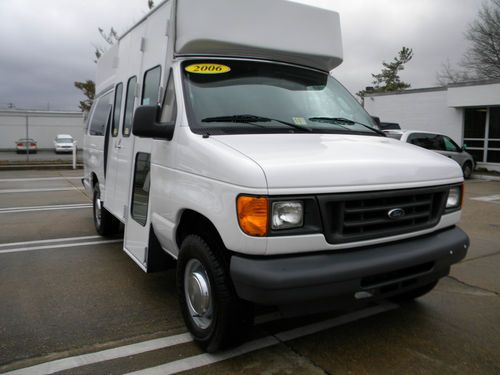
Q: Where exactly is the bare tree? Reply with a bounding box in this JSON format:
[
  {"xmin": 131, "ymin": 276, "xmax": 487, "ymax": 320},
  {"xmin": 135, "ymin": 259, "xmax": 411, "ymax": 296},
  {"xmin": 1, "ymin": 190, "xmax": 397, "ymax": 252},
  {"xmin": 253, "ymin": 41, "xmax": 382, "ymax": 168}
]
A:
[
  {"xmin": 437, "ymin": 0, "xmax": 499, "ymax": 84},
  {"xmin": 463, "ymin": 0, "xmax": 500, "ymax": 79}
]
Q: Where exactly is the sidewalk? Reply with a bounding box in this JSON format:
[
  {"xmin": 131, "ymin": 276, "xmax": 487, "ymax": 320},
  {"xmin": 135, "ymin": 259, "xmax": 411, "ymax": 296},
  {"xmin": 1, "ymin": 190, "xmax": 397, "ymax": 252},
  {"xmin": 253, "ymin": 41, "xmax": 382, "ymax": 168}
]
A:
[{"xmin": 0, "ymin": 150, "xmax": 83, "ymax": 169}]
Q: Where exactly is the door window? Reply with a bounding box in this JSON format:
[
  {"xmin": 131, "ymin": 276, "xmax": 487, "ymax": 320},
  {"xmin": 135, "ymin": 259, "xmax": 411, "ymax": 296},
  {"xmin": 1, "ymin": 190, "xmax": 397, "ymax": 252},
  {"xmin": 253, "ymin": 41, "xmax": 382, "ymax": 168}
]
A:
[
  {"xmin": 142, "ymin": 66, "xmax": 162, "ymax": 106},
  {"xmin": 131, "ymin": 153, "xmax": 151, "ymax": 226},
  {"xmin": 160, "ymin": 70, "xmax": 177, "ymax": 123},
  {"xmin": 408, "ymin": 133, "xmax": 445, "ymax": 151},
  {"xmin": 123, "ymin": 76, "xmax": 137, "ymax": 137},
  {"xmin": 89, "ymin": 92, "xmax": 112, "ymax": 136},
  {"xmin": 112, "ymin": 83, "xmax": 123, "ymax": 137},
  {"xmin": 443, "ymin": 136, "xmax": 460, "ymax": 152}
]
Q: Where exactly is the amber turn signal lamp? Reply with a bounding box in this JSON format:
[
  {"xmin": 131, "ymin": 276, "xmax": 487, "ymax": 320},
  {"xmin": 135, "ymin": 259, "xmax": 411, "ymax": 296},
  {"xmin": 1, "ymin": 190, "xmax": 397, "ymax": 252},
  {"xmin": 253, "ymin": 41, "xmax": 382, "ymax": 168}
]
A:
[{"xmin": 237, "ymin": 196, "xmax": 269, "ymax": 237}]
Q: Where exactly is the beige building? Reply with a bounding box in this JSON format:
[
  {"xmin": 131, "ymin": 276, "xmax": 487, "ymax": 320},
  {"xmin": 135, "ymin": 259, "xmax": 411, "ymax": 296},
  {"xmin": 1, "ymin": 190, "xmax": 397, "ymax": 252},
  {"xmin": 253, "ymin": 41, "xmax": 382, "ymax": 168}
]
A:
[{"xmin": 0, "ymin": 109, "xmax": 85, "ymax": 150}]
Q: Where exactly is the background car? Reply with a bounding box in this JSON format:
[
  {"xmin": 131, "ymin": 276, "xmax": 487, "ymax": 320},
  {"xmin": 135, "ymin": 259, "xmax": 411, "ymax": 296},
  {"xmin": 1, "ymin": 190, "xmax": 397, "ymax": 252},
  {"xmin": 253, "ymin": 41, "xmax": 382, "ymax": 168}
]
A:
[
  {"xmin": 15, "ymin": 138, "xmax": 37, "ymax": 154},
  {"xmin": 53, "ymin": 134, "xmax": 74, "ymax": 153},
  {"xmin": 379, "ymin": 122, "xmax": 401, "ymax": 130},
  {"xmin": 398, "ymin": 130, "xmax": 475, "ymax": 179}
]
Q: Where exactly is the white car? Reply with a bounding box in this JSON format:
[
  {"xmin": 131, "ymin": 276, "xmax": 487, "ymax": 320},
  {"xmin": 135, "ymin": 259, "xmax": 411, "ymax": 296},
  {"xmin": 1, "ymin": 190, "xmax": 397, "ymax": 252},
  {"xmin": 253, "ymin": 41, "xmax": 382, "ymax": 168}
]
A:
[
  {"xmin": 53, "ymin": 134, "xmax": 74, "ymax": 153},
  {"xmin": 385, "ymin": 130, "xmax": 475, "ymax": 179}
]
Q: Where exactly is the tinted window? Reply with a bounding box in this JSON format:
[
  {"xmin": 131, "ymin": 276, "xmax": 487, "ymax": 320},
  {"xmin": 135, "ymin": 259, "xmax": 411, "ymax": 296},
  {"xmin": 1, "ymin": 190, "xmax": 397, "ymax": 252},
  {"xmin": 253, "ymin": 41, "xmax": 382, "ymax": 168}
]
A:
[
  {"xmin": 488, "ymin": 107, "xmax": 500, "ymax": 139},
  {"xmin": 408, "ymin": 133, "xmax": 445, "ymax": 151},
  {"xmin": 142, "ymin": 66, "xmax": 162, "ymax": 106},
  {"xmin": 89, "ymin": 92, "xmax": 112, "ymax": 136},
  {"xmin": 123, "ymin": 76, "xmax": 137, "ymax": 137},
  {"xmin": 112, "ymin": 83, "xmax": 123, "ymax": 137}
]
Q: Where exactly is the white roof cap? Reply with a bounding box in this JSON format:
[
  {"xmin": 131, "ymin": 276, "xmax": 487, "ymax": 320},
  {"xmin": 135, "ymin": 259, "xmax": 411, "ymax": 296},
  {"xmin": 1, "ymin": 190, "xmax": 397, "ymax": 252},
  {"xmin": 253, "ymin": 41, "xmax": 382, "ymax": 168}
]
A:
[{"xmin": 175, "ymin": 0, "xmax": 343, "ymax": 72}]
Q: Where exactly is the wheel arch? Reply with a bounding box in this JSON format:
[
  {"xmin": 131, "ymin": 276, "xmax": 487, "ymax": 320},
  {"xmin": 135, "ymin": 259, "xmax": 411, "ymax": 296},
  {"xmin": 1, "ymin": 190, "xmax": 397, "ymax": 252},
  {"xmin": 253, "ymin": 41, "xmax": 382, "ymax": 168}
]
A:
[{"xmin": 176, "ymin": 209, "xmax": 229, "ymax": 265}]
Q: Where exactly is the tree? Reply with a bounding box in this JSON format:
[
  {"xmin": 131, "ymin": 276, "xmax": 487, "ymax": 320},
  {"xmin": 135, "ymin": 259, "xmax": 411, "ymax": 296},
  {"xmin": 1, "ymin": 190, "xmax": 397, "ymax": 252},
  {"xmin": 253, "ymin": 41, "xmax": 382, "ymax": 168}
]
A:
[
  {"xmin": 74, "ymin": 1, "xmax": 153, "ymax": 112},
  {"xmin": 437, "ymin": 0, "xmax": 500, "ymax": 84},
  {"xmin": 74, "ymin": 80, "xmax": 95, "ymax": 112},
  {"xmin": 357, "ymin": 47, "xmax": 414, "ymax": 100}
]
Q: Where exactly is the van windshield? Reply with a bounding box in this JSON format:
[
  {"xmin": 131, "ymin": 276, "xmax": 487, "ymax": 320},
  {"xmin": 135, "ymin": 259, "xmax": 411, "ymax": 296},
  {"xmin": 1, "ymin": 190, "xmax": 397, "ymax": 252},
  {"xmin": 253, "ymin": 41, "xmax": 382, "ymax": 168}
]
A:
[{"xmin": 181, "ymin": 60, "xmax": 379, "ymax": 136}]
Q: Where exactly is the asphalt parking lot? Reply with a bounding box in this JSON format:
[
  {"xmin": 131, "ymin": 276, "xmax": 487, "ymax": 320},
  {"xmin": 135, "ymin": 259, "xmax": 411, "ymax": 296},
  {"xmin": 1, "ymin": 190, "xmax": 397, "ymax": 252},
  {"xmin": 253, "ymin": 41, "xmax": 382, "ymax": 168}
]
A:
[{"xmin": 0, "ymin": 169, "xmax": 499, "ymax": 375}]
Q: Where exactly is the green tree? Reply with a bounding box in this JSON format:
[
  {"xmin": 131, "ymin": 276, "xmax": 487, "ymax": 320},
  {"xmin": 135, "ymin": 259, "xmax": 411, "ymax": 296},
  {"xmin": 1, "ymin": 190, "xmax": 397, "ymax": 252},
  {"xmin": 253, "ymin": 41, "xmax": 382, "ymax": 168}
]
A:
[
  {"xmin": 357, "ymin": 46, "xmax": 414, "ymax": 100},
  {"xmin": 74, "ymin": 80, "xmax": 95, "ymax": 112}
]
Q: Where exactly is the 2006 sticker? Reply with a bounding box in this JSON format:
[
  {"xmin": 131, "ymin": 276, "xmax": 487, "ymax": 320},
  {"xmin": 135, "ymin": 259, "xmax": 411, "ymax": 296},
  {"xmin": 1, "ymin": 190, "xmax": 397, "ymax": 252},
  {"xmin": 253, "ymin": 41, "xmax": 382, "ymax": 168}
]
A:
[{"xmin": 185, "ymin": 63, "xmax": 231, "ymax": 74}]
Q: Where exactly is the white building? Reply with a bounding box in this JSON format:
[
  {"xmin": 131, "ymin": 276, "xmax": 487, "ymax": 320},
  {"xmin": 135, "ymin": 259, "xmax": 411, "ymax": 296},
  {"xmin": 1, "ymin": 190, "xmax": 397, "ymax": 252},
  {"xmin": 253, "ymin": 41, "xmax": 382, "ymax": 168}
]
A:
[
  {"xmin": 364, "ymin": 79, "xmax": 500, "ymax": 171},
  {"xmin": 0, "ymin": 109, "xmax": 85, "ymax": 150}
]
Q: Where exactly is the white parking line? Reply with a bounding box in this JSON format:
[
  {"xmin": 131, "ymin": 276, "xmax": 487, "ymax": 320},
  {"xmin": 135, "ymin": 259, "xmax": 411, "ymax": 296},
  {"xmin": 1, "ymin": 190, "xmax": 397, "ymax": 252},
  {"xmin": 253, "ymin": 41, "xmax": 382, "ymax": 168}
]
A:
[
  {"xmin": 0, "ymin": 235, "xmax": 103, "ymax": 248},
  {"xmin": 1, "ymin": 334, "xmax": 193, "ymax": 375},
  {"xmin": 470, "ymin": 194, "xmax": 500, "ymax": 203},
  {"xmin": 0, "ymin": 203, "xmax": 92, "ymax": 214},
  {"xmin": 0, "ymin": 187, "xmax": 85, "ymax": 194},
  {"xmin": 127, "ymin": 303, "xmax": 396, "ymax": 375},
  {"xmin": 3, "ymin": 302, "xmax": 396, "ymax": 375},
  {"xmin": 0, "ymin": 240, "xmax": 123, "ymax": 254},
  {"xmin": 0, "ymin": 176, "xmax": 83, "ymax": 182}
]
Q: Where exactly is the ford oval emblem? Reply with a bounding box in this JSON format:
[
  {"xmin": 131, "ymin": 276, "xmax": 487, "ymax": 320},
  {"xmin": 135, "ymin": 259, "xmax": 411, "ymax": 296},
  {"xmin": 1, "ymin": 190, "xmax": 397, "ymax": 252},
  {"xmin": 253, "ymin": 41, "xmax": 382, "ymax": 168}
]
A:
[{"xmin": 388, "ymin": 208, "xmax": 405, "ymax": 219}]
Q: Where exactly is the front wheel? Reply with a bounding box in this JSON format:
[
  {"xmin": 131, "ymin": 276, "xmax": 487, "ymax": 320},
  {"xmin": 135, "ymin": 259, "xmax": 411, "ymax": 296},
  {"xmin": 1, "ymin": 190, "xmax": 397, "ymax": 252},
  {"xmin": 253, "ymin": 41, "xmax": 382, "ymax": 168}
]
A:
[
  {"xmin": 177, "ymin": 235, "xmax": 253, "ymax": 352},
  {"xmin": 462, "ymin": 161, "xmax": 473, "ymax": 179},
  {"xmin": 92, "ymin": 184, "xmax": 120, "ymax": 236}
]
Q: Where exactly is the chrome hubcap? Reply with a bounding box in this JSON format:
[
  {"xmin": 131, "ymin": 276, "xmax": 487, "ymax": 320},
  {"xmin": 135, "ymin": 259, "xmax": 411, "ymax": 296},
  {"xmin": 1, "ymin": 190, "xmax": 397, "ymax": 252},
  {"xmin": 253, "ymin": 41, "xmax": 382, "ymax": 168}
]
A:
[
  {"xmin": 184, "ymin": 259, "xmax": 213, "ymax": 329},
  {"xmin": 94, "ymin": 194, "xmax": 102, "ymax": 226}
]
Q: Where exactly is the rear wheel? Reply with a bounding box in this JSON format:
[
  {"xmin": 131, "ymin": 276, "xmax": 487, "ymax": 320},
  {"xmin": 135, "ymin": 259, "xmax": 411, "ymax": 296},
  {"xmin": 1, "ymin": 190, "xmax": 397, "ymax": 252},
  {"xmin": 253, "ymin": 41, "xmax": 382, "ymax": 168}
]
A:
[
  {"xmin": 92, "ymin": 183, "xmax": 120, "ymax": 236},
  {"xmin": 462, "ymin": 161, "xmax": 473, "ymax": 179},
  {"xmin": 177, "ymin": 234, "xmax": 253, "ymax": 352},
  {"xmin": 391, "ymin": 280, "xmax": 438, "ymax": 303}
]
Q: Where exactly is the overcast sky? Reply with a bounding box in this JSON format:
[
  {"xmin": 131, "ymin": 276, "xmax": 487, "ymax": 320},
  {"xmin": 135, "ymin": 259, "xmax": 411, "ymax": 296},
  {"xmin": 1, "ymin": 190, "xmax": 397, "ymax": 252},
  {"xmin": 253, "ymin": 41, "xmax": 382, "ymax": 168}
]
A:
[{"xmin": 0, "ymin": 0, "xmax": 484, "ymax": 111}]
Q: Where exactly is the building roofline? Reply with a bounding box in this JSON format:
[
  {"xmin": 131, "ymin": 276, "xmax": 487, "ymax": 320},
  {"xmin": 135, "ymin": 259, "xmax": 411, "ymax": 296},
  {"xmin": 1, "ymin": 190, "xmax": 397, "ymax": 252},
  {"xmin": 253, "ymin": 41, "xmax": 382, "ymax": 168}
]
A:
[{"xmin": 365, "ymin": 77, "xmax": 500, "ymax": 98}]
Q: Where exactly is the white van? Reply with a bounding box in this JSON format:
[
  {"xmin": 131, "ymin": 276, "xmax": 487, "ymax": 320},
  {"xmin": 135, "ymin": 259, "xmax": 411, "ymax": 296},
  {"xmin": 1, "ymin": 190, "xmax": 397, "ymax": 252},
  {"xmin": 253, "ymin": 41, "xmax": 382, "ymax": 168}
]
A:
[{"xmin": 83, "ymin": 0, "xmax": 469, "ymax": 352}]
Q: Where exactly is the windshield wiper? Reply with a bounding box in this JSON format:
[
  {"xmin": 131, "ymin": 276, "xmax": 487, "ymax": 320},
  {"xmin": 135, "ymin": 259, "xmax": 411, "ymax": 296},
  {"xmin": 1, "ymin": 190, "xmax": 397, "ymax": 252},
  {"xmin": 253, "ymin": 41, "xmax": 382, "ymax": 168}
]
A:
[
  {"xmin": 202, "ymin": 114, "xmax": 312, "ymax": 132},
  {"xmin": 309, "ymin": 117, "xmax": 385, "ymax": 136}
]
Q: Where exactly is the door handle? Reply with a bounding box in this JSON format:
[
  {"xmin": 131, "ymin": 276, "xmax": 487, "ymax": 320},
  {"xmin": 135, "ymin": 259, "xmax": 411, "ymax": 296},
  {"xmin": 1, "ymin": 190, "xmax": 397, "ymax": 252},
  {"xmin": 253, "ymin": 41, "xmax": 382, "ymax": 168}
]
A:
[{"xmin": 115, "ymin": 139, "xmax": 122, "ymax": 149}]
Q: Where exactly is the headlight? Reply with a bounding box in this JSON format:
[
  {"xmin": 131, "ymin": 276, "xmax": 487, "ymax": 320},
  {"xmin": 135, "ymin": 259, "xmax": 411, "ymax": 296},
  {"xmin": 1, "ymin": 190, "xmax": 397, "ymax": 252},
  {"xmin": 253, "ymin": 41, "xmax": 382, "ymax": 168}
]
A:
[
  {"xmin": 272, "ymin": 201, "xmax": 303, "ymax": 230},
  {"xmin": 446, "ymin": 185, "xmax": 462, "ymax": 209}
]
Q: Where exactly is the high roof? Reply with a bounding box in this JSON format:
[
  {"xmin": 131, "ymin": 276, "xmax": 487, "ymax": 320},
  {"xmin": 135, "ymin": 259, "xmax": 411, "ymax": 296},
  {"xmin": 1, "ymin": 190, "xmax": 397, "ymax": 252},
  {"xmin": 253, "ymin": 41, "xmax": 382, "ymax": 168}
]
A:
[{"xmin": 174, "ymin": 0, "xmax": 343, "ymax": 72}]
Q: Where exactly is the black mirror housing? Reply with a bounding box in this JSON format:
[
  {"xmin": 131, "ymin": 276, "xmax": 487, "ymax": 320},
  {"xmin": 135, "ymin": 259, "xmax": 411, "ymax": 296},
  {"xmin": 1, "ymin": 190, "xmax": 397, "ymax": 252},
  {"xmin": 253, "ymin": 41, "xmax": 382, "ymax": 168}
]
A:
[{"xmin": 132, "ymin": 105, "xmax": 175, "ymax": 140}]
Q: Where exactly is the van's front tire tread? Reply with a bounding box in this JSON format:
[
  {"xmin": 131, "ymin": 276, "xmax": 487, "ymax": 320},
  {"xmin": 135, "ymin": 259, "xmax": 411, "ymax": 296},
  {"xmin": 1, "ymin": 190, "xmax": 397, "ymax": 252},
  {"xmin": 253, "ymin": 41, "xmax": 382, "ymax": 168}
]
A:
[{"xmin": 177, "ymin": 234, "xmax": 253, "ymax": 352}]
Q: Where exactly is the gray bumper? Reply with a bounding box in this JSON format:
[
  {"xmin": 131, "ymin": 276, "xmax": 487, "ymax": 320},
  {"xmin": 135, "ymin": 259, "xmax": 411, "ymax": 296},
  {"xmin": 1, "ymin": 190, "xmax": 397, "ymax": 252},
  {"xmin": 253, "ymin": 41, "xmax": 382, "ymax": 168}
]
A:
[{"xmin": 230, "ymin": 226, "xmax": 469, "ymax": 305}]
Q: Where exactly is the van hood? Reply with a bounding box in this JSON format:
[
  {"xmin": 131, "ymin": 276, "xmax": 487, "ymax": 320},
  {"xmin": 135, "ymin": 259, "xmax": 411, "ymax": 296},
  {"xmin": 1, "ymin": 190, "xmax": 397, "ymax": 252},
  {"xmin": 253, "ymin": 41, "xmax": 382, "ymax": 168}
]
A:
[{"xmin": 214, "ymin": 133, "xmax": 462, "ymax": 191}]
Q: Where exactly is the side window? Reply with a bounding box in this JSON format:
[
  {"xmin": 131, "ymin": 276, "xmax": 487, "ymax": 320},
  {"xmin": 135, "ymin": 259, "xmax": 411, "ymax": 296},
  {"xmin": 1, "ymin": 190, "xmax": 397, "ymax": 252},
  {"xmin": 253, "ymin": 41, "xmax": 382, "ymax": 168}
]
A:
[
  {"xmin": 123, "ymin": 76, "xmax": 137, "ymax": 137},
  {"xmin": 408, "ymin": 133, "xmax": 428, "ymax": 149},
  {"xmin": 131, "ymin": 153, "xmax": 151, "ymax": 226},
  {"xmin": 408, "ymin": 133, "xmax": 444, "ymax": 151},
  {"xmin": 160, "ymin": 70, "xmax": 177, "ymax": 124},
  {"xmin": 89, "ymin": 92, "xmax": 112, "ymax": 136},
  {"xmin": 142, "ymin": 66, "xmax": 162, "ymax": 105},
  {"xmin": 112, "ymin": 83, "xmax": 123, "ymax": 137},
  {"xmin": 443, "ymin": 136, "xmax": 459, "ymax": 152}
]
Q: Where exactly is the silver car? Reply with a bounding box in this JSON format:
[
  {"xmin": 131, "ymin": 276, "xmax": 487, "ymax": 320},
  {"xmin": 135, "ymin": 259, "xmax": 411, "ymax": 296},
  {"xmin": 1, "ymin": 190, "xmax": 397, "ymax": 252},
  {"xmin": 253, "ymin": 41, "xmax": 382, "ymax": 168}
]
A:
[
  {"xmin": 53, "ymin": 134, "xmax": 74, "ymax": 153},
  {"xmin": 387, "ymin": 130, "xmax": 475, "ymax": 179}
]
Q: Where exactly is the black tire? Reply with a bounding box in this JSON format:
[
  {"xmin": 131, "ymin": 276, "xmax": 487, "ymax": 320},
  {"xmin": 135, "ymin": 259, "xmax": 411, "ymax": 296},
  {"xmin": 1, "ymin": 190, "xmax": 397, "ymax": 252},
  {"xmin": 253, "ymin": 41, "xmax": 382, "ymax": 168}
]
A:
[
  {"xmin": 92, "ymin": 183, "xmax": 120, "ymax": 236},
  {"xmin": 462, "ymin": 161, "xmax": 473, "ymax": 179},
  {"xmin": 177, "ymin": 234, "xmax": 253, "ymax": 352},
  {"xmin": 391, "ymin": 280, "xmax": 438, "ymax": 303}
]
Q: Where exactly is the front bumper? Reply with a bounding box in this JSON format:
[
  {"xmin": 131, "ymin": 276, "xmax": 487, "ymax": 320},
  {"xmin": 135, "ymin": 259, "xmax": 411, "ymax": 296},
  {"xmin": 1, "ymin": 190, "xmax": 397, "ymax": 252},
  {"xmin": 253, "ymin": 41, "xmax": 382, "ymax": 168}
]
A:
[{"xmin": 230, "ymin": 226, "xmax": 469, "ymax": 305}]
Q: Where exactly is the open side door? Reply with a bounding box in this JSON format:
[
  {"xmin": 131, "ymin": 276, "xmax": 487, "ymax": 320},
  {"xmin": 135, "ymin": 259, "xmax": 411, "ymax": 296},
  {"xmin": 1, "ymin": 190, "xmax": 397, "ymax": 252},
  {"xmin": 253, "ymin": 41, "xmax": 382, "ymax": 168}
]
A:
[{"xmin": 123, "ymin": 137, "xmax": 153, "ymax": 271}]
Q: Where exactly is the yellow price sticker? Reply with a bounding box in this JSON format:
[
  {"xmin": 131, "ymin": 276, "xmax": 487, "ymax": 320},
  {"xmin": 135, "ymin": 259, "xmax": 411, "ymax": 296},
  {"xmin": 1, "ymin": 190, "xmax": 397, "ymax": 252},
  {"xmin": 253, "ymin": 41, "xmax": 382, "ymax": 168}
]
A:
[{"xmin": 185, "ymin": 63, "xmax": 231, "ymax": 74}]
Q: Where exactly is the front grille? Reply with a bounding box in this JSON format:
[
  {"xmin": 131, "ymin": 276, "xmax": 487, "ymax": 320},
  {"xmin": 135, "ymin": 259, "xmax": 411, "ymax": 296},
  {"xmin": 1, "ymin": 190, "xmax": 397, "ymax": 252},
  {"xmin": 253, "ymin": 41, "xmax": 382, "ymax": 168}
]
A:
[{"xmin": 318, "ymin": 186, "xmax": 449, "ymax": 244}]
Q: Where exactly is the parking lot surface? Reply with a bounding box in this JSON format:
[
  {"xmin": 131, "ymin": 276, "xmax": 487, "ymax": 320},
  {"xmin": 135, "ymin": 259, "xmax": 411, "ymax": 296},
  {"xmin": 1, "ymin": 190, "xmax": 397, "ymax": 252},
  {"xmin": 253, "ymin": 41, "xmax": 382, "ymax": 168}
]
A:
[{"xmin": 0, "ymin": 169, "xmax": 499, "ymax": 374}]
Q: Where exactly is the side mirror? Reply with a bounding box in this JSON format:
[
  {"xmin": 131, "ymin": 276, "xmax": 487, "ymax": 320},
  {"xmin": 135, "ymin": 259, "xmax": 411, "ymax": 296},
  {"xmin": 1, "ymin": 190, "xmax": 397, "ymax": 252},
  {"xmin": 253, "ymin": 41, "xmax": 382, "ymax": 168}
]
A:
[
  {"xmin": 132, "ymin": 105, "xmax": 175, "ymax": 140},
  {"xmin": 462, "ymin": 144, "xmax": 468, "ymax": 152}
]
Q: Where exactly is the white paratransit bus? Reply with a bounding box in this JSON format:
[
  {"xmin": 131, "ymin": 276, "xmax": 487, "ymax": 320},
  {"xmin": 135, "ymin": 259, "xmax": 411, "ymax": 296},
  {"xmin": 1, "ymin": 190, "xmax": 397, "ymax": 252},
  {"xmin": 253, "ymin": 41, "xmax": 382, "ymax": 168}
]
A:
[{"xmin": 83, "ymin": 0, "xmax": 470, "ymax": 352}]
